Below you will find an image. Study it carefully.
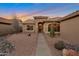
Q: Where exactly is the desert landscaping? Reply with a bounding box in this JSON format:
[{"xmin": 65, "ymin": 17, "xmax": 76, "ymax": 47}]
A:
[{"xmin": 0, "ymin": 3, "xmax": 79, "ymax": 56}]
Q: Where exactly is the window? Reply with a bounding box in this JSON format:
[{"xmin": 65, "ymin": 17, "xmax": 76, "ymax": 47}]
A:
[{"xmin": 27, "ymin": 25, "xmax": 33, "ymax": 30}]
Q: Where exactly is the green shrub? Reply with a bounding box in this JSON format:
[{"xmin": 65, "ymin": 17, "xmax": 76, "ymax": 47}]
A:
[{"xmin": 54, "ymin": 41, "xmax": 65, "ymax": 50}]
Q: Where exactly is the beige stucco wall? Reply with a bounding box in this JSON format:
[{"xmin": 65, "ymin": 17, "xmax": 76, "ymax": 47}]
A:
[
  {"xmin": 0, "ymin": 24, "xmax": 16, "ymax": 36},
  {"xmin": 60, "ymin": 16, "xmax": 79, "ymax": 45}
]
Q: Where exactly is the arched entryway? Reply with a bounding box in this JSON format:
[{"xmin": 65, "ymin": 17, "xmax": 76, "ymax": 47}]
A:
[{"xmin": 38, "ymin": 22, "xmax": 44, "ymax": 32}]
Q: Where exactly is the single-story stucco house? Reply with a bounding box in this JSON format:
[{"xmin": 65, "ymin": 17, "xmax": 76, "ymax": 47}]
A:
[{"xmin": 22, "ymin": 16, "xmax": 61, "ymax": 34}]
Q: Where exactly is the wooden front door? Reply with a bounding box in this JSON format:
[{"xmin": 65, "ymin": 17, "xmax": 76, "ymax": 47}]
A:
[{"xmin": 38, "ymin": 22, "xmax": 43, "ymax": 32}]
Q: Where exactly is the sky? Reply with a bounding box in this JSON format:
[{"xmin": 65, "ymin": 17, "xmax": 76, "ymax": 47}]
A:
[{"xmin": 0, "ymin": 3, "xmax": 79, "ymax": 21}]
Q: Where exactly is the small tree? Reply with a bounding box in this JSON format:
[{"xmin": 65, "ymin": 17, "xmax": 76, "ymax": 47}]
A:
[
  {"xmin": 12, "ymin": 16, "xmax": 21, "ymax": 33},
  {"xmin": 50, "ymin": 24, "xmax": 55, "ymax": 37}
]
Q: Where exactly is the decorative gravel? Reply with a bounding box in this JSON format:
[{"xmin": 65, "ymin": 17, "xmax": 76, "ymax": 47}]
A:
[
  {"xmin": 6, "ymin": 32, "xmax": 38, "ymax": 56},
  {"xmin": 44, "ymin": 34, "xmax": 62, "ymax": 56}
]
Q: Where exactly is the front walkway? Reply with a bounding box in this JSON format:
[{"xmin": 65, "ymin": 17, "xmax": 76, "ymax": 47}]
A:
[
  {"xmin": 5, "ymin": 32, "xmax": 62, "ymax": 56},
  {"xmin": 36, "ymin": 33, "xmax": 51, "ymax": 56}
]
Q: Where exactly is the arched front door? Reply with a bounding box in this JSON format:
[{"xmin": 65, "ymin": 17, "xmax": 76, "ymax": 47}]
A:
[{"xmin": 38, "ymin": 22, "xmax": 44, "ymax": 32}]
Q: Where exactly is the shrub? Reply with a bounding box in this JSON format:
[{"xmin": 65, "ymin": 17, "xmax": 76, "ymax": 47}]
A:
[{"xmin": 54, "ymin": 41, "xmax": 65, "ymax": 50}]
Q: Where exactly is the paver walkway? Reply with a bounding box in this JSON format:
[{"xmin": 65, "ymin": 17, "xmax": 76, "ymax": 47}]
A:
[{"xmin": 36, "ymin": 33, "xmax": 51, "ymax": 56}]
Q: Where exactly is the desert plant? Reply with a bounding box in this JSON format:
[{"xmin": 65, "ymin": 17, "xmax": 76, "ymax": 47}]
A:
[
  {"xmin": 12, "ymin": 16, "xmax": 22, "ymax": 33},
  {"xmin": 54, "ymin": 41, "xmax": 65, "ymax": 50}
]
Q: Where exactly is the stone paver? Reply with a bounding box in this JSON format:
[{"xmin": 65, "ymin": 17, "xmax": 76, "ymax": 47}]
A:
[{"xmin": 36, "ymin": 33, "xmax": 51, "ymax": 56}]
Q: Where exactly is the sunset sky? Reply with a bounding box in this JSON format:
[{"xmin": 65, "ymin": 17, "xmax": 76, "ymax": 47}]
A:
[{"xmin": 0, "ymin": 3, "xmax": 79, "ymax": 21}]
